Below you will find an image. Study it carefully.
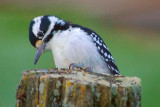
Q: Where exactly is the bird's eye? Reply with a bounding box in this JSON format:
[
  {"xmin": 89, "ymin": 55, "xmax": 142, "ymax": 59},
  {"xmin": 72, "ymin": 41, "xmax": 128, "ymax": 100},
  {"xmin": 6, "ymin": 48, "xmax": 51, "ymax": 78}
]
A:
[{"xmin": 37, "ymin": 32, "xmax": 44, "ymax": 37}]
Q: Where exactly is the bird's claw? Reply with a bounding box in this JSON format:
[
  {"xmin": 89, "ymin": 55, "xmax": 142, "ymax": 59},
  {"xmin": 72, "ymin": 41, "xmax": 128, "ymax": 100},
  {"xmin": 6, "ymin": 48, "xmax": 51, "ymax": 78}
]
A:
[
  {"xmin": 69, "ymin": 63, "xmax": 80, "ymax": 71},
  {"xmin": 69, "ymin": 63, "xmax": 89, "ymax": 71}
]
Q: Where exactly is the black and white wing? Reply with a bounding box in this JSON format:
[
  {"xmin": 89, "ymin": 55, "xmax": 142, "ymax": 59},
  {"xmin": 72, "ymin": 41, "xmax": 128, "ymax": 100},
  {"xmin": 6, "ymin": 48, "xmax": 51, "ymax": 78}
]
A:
[
  {"xmin": 71, "ymin": 24, "xmax": 120, "ymax": 75},
  {"xmin": 90, "ymin": 33, "xmax": 120, "ymax": 75}
]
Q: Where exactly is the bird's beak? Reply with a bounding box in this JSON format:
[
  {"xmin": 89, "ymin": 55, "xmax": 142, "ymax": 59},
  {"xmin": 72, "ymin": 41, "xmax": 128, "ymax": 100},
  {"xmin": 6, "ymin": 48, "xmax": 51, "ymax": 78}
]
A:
[{"xmin": 34, "ymin": 40, "xmax": 46, "ymax": 65}]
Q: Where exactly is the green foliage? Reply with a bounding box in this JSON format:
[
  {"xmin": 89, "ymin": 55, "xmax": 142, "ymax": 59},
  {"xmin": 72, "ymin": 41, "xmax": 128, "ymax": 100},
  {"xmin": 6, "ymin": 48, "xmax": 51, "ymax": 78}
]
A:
[{"xmin": 0, "ymin": 5, "xmax": 160, "ymax": 107}]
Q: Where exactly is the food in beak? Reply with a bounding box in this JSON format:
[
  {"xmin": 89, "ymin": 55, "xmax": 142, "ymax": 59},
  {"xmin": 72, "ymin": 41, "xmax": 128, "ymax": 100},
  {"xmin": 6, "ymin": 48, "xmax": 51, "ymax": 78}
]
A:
[{"xmin": 34, "ymin": 42, "xmax": 46, "ymax": 65}]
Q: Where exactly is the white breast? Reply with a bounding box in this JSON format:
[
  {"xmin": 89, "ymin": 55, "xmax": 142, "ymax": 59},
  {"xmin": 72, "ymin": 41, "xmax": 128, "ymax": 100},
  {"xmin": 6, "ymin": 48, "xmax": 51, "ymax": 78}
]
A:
[{"xmin": 49, "ymin": 27, "xmax": 111, "ymax": 74}]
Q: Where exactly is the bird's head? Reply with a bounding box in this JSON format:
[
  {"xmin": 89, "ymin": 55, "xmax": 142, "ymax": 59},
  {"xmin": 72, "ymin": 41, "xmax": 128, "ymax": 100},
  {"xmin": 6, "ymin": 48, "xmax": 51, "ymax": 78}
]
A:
[{"xmin": 29, "ymin": 15, "xmax": 70, "ymax": 65}]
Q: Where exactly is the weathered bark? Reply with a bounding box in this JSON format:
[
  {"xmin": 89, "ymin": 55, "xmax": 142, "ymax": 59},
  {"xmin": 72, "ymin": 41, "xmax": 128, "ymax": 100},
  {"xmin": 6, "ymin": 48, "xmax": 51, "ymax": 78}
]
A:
[{"xmin": 16, "ymin": 69, "xmax": 141, "ymax": 107}]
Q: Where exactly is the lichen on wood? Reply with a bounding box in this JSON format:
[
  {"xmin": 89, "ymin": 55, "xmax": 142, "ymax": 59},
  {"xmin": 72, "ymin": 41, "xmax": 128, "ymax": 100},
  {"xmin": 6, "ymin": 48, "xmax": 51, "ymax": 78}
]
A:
[{"xmin": 16, "ymin": 69, "xmax": 141, "ymax": 107}]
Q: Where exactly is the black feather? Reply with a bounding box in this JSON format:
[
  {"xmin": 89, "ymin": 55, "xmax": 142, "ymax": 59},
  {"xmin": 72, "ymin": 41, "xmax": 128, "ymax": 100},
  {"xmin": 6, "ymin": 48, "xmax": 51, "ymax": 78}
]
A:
[{"xmin": 29, "ymin": 21, "xmax": 39, "ymax": 47}]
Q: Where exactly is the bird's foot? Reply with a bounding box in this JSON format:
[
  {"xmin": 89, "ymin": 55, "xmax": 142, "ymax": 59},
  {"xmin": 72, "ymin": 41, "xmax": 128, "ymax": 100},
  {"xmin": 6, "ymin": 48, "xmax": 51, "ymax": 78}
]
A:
[
  {"xmin": 69, "ymin": 63, "xmax": 89, "ymax": 71},
  {"xmin": 69, "ymin": 63, "xmax": 90, "ymax": 76}
]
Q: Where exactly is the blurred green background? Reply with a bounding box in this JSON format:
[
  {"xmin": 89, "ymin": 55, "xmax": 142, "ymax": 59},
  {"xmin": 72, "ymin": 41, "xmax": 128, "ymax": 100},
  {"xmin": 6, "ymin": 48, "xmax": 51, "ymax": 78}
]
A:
[{"xmin": 0, "ymin": 1, "xmax": 160, "ymax": 107}]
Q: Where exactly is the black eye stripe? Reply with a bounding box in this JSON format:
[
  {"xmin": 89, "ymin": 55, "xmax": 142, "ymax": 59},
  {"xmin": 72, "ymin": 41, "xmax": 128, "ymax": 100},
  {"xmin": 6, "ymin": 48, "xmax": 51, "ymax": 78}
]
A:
[{"xmin": 37, "ymin": 32, "xmax": 44, "ymax": 37}]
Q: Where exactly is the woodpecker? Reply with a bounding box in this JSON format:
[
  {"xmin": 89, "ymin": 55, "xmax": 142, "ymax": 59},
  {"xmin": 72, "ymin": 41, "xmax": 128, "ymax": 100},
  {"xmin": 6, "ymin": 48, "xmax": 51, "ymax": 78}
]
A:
[{"xmin": 29, "ymin": 15, "xmax": 120, "ymax": 75}]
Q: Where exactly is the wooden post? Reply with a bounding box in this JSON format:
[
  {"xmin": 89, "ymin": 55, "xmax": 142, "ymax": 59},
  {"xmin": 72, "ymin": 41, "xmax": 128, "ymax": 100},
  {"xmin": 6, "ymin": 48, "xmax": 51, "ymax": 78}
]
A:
[{"xmin": 16, "ymin": 69, "xmax": 141, "ymax": 107}]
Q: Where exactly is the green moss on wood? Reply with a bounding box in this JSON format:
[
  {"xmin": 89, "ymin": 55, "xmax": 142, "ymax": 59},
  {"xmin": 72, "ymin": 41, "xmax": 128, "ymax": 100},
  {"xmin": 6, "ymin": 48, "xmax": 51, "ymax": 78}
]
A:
[{"xmin": 16, "ymin": 69, "xmax": 141, "ymax": 107}]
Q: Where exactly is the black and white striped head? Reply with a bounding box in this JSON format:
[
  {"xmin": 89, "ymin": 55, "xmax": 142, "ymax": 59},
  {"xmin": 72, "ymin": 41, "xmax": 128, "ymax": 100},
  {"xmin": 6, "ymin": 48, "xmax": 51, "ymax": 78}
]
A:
[{"xmin": 29, "ymin": 15, "xmax": 70, "ymax": 64}]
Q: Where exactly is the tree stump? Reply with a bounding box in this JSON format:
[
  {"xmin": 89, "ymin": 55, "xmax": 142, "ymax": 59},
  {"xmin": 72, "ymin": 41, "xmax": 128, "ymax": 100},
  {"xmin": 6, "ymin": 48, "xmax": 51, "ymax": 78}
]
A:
[{"xmin": 16, "ymin": 69, "xmax": 141, "ymax": 107}]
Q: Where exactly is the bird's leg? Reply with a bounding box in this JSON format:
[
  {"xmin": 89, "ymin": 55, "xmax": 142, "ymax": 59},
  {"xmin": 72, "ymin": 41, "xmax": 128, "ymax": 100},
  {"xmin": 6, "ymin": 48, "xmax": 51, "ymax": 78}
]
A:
[{"xmin": 69, "ymin": 63, "xmax": 89, "ymax": 72}]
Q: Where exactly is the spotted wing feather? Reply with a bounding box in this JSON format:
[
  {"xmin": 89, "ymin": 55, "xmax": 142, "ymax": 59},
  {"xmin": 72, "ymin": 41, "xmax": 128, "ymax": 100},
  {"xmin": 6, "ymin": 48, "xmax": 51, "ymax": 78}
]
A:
[
  {"xmin": 71, "ymin": 24, "xmax": 120, "ymax": 75},
  {"xmin": 90, "ymin": 33, "xmax": 120, "ymax": 75}
]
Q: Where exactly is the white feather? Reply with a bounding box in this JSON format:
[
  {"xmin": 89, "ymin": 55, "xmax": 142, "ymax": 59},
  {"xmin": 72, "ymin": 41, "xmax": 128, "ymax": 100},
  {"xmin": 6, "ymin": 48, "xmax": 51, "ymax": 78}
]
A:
[
  {"xmin": 48, "ymin": 27, "xmax": 111, "ymax": 74},
  {"xmin": 42, "ymin": 16, "xmax": 58, "ymax": 41},
  {"xmin": 32, "ymin": 16, "xmax": 43, "ymax": 37}
]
